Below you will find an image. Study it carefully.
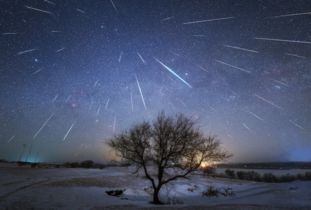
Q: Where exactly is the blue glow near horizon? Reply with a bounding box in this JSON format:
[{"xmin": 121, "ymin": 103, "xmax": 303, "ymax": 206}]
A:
[{"xmin": 289, "ymin": 148, "xmax": 311, "ymax": 162}]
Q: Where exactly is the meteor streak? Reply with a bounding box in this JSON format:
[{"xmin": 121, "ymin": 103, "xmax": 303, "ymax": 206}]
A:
[
  {"xmin": 112, "ymin": 116, "xmax": 117, "ymax": 133},
  {"xmin": 96, "ymin": 105, "xmax": 101, "ymax": 116},
  {"xmin": 32, "ymin": 68, "xmax": 42, "ymax": 75},
  {"xmin": 65, "ymin": 95, "xmax": 71, "ymax": 103},
  {"xmin": 25, "ymin": 5, "xmax": 53, "ymax": 15},
  {"xmin": 285, "ymin": 53, "xmax": 306, "ymax": 59},
  {"xmin": 242, "ymin": 123, "xmax": 252, "ymax": 132},
  {"xmin": 192, "ymin": 34, "xmax": 206, "ymax": 37},
  {"xmin": 154, "ymin": 58, "xmax": 192, "ymax": 88},
  {"xmin": 56, "ymin": 47, "xmax": 65, "ymax": 53},
  {"xmin": 135, "ymin": 74, "xmax": 147, "ymax": 110},
  {"xmin": 76, "ymin": 8, "xmax": 85, "ymax": 14},
  {"xmin": 63, "ymin": 122, "xmax": 76, "ymax": 141},
  {"xmin": 33, "ymin": 113, "xmax": 55, "ymax": 139},
  {"xmin": 93, "ymin": 80, "xmax": 100, "ymax": 87},
  {"xmin": 215, "ymin": 60, "xmax": 251, "ymax": 74},
  {"xmin": 247, "ymin": 111, "xmax": 264, "ymax": 122},
  {"xmin": 254, "ymin": 94, "xmax": 283, "ymax": 110},
  {"xmin": 52, "ymin": 94, "xmax": 58, "ymax": 103},
  {"xmin": 110, "ymin": 0, "xmax": 118, "ymax": 13},
  {"xmin": 270, "ymin": 11, "xmax": 311, "ymax": 19},
  {"xmin": 137, "ymin": 52, "xmax": 146, "ymax": 64},
  {"xmin": 254, "ymin": 37, "xmax": 311, "ymax": 44},
  {"xmin": 43, "ymin": 0, "xmax": 55, "ymax": 5},
  {"xmin": 105, "ymin": 98, "xmax": 110, "ymax": 110},
  {"xmin": 8, "ymin": 135, "xmax": 15, "ymax": 143},
  {"xmin": 2, "ymin": 32, "xmax": 17, "ymax": 35},
  {"xmin": 17, "ymin": 48, "xmax": 37, "ymax": 55},
  {"xmin": 197, "ymin": 65, "xmax": 208, "ymax": 73},
  {"xmin": 161, "ymin": 16, "xmax": 173, "ymax": 22},
  {"xmin": 183, "ymin": 17, "xmax": 234, "ymax": 25},
  {"xmin": 289, "ymin": 120, "xmax": 304, "ymax": 130},
  {"xmin": 224, "ymin": 44, "xmax": 259, "ymax": 53},
  {"xmin": 271, "ymin": 79, "xmax": 289, "ymax": 87},
  {"xmin": 118, "ymin": 51, "xmax": 123, "ymax": 63}
]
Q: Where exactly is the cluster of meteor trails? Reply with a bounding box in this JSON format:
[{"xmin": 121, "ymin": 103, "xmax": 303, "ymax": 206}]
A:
[{"xmin": 1, "ymin": 1, "xmax": 310, "ymax": 162}]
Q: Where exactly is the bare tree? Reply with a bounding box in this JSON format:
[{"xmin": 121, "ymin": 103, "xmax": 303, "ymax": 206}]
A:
[{"xmin": 108, "ymin": 112, "xmax": 231, "ymax": 204}]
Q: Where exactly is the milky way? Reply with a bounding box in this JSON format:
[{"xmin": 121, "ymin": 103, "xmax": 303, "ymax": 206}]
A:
[{"xmin": 0, "ymin": 0, "xmax": 311, "ymax": 163}]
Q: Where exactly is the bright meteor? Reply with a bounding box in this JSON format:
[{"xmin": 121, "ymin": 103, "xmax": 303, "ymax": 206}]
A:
[
  {"xmin": 154, "ymin": 58, "xmax": 192, "ymax": 88},
  {"xmin": 135, "ymin": 74, "xmax": 147, "ymax": 110}
]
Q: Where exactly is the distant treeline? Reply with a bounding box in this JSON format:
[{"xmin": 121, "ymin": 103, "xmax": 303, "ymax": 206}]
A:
[
  {"xmin": 217, "ymin": 162, "xmax": 311, "ymax": 169},
  {"xmin": 203, "ymin": 168, "xmax": 311, "ymax": 183},
  {"xmin": 0, "ymin": 159, "xmax": 130, "ymax": 169},
  {"xmin": 62, "ymin": 160, "xmax": 130, "ymax": 169}
]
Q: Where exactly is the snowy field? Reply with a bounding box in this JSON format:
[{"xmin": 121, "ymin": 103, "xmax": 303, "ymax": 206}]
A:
[{"xmin": 0, "ymin": 163, "xmax": 311, "ymax": 210}]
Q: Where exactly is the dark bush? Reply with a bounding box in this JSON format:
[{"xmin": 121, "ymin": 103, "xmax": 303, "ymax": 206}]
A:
[
  {"xmin": 279, "ymin": 174, "xmax": 296, "ymax": 182},
  {"xmin": 225, "ymin": 169, "xmax": 235, "ymax": 178},
  {"xmin": 249, "ymin": 171, "xmax": 261, "ymax": 181},
  {"xmin": 64, "ymin": 162, "xmax": 80, "ymax": 168},
  {"xmin": 304, "ymin": 172, "xmax": 311, "ymax": 180},
  {"xmin": 17, "ymin": 161, "xmax": 28, "ymax": 166},
  {"xmin": 236, "ymin": 171, "xmax": 261, "ymax": 181},
  {"xmin": 80, "ymin": 160, "xmax": 94, "ymax": 168},
  {"xmin": 93, "ymin": 163, "xmax": 106, "ymax": 169},
  {"xmin": 236, "ymin": 171, "xmax": 245, "ymax": 179},
  {"xmin": 262, "ymin": 173, "xmax": 278, "ymax": 182},
  {"xmin": 30, "ymin": 163, "xmax": 38, "ymax": 168},
  {"xmin": 106, "ymin": 189, "xmax": 125, "ymax": 197},
  {"xmin": 202, "ymin": 186, "xmax": 235, "ymax": 197},
  {"xmin": 220, "ymin": 187, "xmax": 235, "ymax": 197},
  {"xmin": 297, "ymin": 173, "xmax": 304, "ymax": 180},
  {"xmin": 202, "ymin": 167, "xmax": 216, "ymax": 175},
  {"xmin": 293, "ymin": 172, "xmax": 311, "ymax": 181},
  {"xmin": 202, "ymin": 186, "xmax": 219, "ymax": 197}
]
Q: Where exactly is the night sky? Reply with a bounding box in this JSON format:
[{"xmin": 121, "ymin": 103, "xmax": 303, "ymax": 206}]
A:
[{"xmin": 1, "ymin": 0, "xmax": 311, "ymax": 163}]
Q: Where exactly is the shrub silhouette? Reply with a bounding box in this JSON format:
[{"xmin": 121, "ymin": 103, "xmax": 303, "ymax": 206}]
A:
[
  {"xmin": 225, "ymin": 169, "xmax": 235, "ymax": 178},
  {"xmin": 262, "ymin": 173, "xmax": 278, "ymax": 182},
  {"xmin": 80, "ymin": 160, "xmax": 94, "ymax": 168}
]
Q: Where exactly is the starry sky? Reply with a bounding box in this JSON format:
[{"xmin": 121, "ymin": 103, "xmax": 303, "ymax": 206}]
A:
[{"xmin": 1, "ymin": 0, "xmax": 311, "ymax": 163}]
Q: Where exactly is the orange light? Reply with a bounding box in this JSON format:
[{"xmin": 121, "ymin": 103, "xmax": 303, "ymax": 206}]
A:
[{"xmin": 200, "ymin": 161, "xmax": 209, "ymax": 168}]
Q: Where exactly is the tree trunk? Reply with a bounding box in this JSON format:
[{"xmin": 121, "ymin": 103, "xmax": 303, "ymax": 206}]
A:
[{"xmin": 152, "ymin": 188, "xmax": 162, "ymax": 204}]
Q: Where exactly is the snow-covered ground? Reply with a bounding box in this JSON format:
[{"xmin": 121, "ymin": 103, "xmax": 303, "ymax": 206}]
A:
[{"xmin": 0, "ymin": 164, "xmax": 310, "ymax": 210}]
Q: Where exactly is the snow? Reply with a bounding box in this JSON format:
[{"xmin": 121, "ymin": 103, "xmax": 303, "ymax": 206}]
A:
[{"xmin": 0, "ymin": 164, "xmax": 310, "ymax": 209}]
